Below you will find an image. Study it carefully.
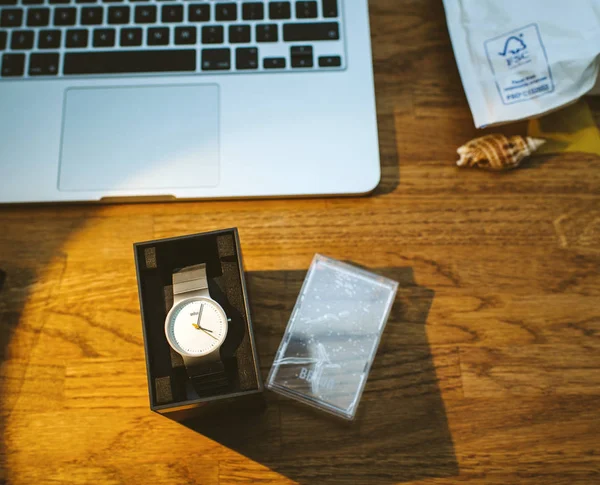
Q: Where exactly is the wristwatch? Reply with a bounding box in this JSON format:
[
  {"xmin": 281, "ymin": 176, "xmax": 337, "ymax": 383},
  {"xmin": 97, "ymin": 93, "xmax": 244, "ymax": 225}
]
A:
[{"xmin": 164, "ymin": 263, "xmax": 229, "ymax": 394}]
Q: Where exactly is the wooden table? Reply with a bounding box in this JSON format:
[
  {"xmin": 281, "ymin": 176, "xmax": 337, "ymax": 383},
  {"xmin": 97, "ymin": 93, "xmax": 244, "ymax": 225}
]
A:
[{"xmin": 1, "ymin": 1, "xmax": 599, "ymax": 484}]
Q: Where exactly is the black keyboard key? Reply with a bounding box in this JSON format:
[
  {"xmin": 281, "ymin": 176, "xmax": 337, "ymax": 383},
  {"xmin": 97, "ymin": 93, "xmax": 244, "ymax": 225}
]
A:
[
  {"xmin": 229, "ymin": 24, "xmax": 250, "ymax": 43},
  {"xmin": 201, "ymin": 48, "xmax": 230, "ymax": 71},
  {"xmin": 102, "ymin": 0, "xmax": 124, "ymax": 3},
  {"xmin": 283, "ymin": 22, "xmax": 338, "ymax": 41},
  {"xmin": 148, "ymin": 27, "xmax": 168, "ymax": 45},
  {"xmin": 108, "ymin": 6, "xmax": 129, "ymax": 24},
  {"xmin": 29, "ymin": 52, "xmax": 59, "ymax": 75},
  {"xmin": 174, "ymin": 26, "xmax": 196, "ymax": 44},
  {"xmin": 93, "ymin": 28, "xmax": 115, "ymax": 47},
  {"xmin": 81, "ymin": 7, "xmax": 103, "ymax": 25},
  {"xmin": 215, "ymin": 3, "xmax": 236, "ymax": 21},
  {"xmin": 10, "ymin": 30, "xmax": 33, "ymax": 49},
  {"xmin": 201, "ymin": 25, "xmax": 223, "ymax": 44},
  {"xmin": 292, "ymin": 57, "xmax": 312, "ymax": 68},
  {"xmin": 322, "ymin": 0, "xmax": 337, "ymax": 17},
  {"xmin": 38, "ymin": 29, "xmax": 61, "ymax": 48},
  {"xmin": 291, "ymin": 44, "xmax": 312, "ymax": 68},
  {"xmin": 256, "ymin": 24, "xmax": 277, "ymax": 42},
  {"xmin": 66, "ymin": 28, "xmax": 88, "ymax": 47},
  {"xmin": 0, "ymin": 31, "xmax": 6, "ymax": 50},
  {"xmin": 64, "ymin": 49, "xmax": 196, "ymax": 74},
  {"xmin": 27, "ymin": 8, "xmax": 50, "ymax": 27},
  {"xmin": 0, "ymin": 0, "xmax": 17, "ymax": 5},
  {"xmin": 291, "ymin": 45, "xmax": 312, "ymax": 55},
  {"xmin": 1, "ymin": 9, "xmax": 23, "ymax": 27},
  {"xmin": 242, "ymin": 2, "xmax": 263, "ymax": 20},
  {"xmin": 1, "ymin": 53, "xmax": 24, "ymax": 76},
  {"xmin": 120, "ymin": 27, "xmax": 142, "ymax": 46},
  {"xmin": 49, "ymin": 0, "xmax": 70, "ymax": 4},
  {"xmin": 296, "ymin": 1, "xmax": 317, "ymax": 18},
  {"xmin": 188, "ymin": 4, "xmax": 209, "ymax": 22},
  {"xmin": 263, "ymin": 57, "xmax": 285, "ymax": 69},
  {"xmin": 236, "ymin": 47, "xmax": 257, "ymax": 70},
  {"xmin": 162, "ymin": 5, "xmax": 182, "ymax": 23},
  {"xmin": 75, "ymin": 0, "xmax": 97, "ymax": 3},
  {"xmin": 319, "ymin": 55, "xmax": 340, "ymax": 67},
  {"xmin": 54, "ymin": 7, "xmax": 76, "ymax": 26},
  {"xmin": 269, "ymin": 1, "xmax": 290, "ymax": 19},
  {"xmin": 134, "ymin": 5, "xmax": 155, "ymax": 23},
  {"xmin": 23, "ymin": 0, "xmax": 44, "ymax": 5}
]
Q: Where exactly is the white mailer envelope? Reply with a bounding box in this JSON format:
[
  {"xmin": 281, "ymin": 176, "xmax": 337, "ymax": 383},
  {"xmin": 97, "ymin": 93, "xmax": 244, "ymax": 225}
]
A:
[{"xmin": 443, "ymin": 0, "xmax": 600, "ymax": 127}]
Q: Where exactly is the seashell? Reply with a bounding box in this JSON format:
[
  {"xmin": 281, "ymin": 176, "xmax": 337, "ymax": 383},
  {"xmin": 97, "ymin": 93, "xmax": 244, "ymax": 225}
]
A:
[{"xmin": 456, "ymin": 134, "xmax": 546, "ymax": 170}]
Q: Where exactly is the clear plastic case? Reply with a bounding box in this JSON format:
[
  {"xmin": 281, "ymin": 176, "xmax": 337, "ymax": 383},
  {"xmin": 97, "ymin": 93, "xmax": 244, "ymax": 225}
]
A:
[{"xmin": 266, "ymin": 254, "xmax": 399, "ymax": 420}]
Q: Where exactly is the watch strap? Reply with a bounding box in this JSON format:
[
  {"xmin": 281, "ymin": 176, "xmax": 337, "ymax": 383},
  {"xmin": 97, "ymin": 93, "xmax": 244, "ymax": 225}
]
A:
[
  {"xmin": 172, "ymin": 264, "xmax": 209, "ymax": 297},
  {"xmin": 186, "ymin": 359, "xmax": 229, "ymax": 395}
]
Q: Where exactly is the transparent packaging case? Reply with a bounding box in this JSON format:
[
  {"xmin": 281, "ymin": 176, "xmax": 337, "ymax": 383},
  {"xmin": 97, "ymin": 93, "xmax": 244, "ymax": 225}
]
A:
[{"xmin": 266, "ymin": 255, "xmax": 398, "ymax": 420}]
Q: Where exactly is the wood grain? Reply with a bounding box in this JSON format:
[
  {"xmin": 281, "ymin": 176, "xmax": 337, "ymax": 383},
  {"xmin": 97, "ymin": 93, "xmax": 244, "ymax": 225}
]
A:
[{"xmin": 1, "ymin": 0, "xmax": 600, "ymax": 483}]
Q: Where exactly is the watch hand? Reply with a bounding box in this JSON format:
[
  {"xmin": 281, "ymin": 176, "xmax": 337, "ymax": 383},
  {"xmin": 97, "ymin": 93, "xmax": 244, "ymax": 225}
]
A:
[
  {"xmin": 199, "ymin": 327, "xmax": 218, "ymax": 340},
  {"xmin": 191, "ymin": 303, "xmax": 208, "ymax": 329},
  {"xmin": 196, "ymin": 303, "xmax": 204, "ymax": 327}
]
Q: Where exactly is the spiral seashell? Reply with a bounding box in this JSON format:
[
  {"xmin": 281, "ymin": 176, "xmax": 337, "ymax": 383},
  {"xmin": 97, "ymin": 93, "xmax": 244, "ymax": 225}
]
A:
[{"xmin": 456, "ymin": 134, "xmax": 546, "ymax": 170}]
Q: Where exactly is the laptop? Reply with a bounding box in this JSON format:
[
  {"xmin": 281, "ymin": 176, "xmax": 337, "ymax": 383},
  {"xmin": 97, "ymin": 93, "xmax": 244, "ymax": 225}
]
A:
[{"xmin": 0, "ymin": 0, "xmax": 380, "ymax": 203}]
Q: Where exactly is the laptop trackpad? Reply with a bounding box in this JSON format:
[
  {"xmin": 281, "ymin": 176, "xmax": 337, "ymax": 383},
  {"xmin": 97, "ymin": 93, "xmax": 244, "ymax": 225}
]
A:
[{"xmin": 59, "ymin": 84, "xmax": 220, "ymax": 192}]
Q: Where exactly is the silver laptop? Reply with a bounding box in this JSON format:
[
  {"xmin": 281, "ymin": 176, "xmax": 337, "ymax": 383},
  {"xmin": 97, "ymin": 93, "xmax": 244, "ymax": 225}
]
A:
[{"xmin": 0, "ymin": 0, "xmax": 380, "ymax": 203}]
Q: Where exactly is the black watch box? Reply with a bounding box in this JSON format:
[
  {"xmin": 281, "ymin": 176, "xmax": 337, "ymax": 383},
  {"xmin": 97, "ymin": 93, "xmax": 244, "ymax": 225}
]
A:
[{"xmin": 134, "ymin": 228, "xmax": 263, "ymax": 421}]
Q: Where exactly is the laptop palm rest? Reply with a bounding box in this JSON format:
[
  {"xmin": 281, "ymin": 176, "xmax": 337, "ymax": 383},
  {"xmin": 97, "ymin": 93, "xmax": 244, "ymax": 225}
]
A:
[{"xmin": 58, "ymin": 84, "xmax": 220, "ymax": 192}]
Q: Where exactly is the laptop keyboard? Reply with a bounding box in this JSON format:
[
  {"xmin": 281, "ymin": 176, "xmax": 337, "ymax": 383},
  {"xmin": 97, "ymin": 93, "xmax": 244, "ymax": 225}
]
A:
[{"xmin": 0, "ymin": 0, "xmax": 344, "ymax": 78}]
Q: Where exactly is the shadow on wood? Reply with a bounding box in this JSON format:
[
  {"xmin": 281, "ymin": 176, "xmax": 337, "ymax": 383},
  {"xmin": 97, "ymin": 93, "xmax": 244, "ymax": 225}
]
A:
[
  {"xmin": 0, "ymin": 213, "xmax": 82, "ymax": 483},
  {"xmin": 372, "ymin": 111, "xmax": 401, "ymax": 196},
  {"xmin": 182, "ymin": 267, "xmax": 458, "ymax": 485},
  {"xmin": 1, "ymin": 266, "xmax": 44, "ymax": 482}
]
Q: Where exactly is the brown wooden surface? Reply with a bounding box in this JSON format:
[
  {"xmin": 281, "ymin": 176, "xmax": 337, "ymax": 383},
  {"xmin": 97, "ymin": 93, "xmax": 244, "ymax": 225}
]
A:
[{"xmin": 1, "ymin": 0, "xmax": 600, "ymax": 483}]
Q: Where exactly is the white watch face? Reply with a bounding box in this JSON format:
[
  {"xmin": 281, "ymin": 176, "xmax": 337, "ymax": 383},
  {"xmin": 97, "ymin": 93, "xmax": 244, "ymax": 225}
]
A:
[{"xmin": 165, "ymin": 297, "xmax": 228, "ymax": 357}]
